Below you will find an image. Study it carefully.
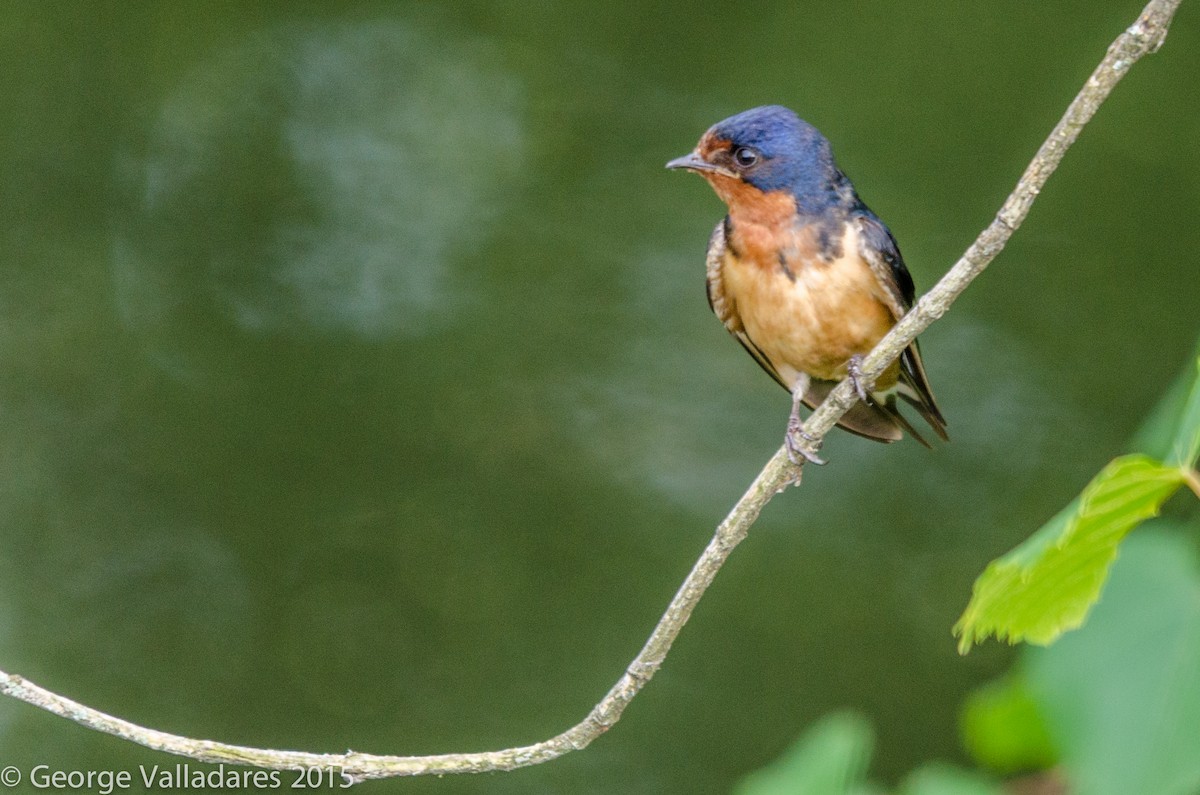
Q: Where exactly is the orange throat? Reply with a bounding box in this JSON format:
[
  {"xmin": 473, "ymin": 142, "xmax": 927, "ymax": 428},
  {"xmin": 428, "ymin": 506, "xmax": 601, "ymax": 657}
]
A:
[{"xmin": 704, "ymin": 176, "xmax": 799, "ymax": 266}]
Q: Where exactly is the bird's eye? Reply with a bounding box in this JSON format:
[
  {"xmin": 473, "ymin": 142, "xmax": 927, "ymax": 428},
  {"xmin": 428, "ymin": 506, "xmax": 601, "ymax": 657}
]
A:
[{"xmin": 732, "ymin": 146, "xmax": 759, "ymax": 168}]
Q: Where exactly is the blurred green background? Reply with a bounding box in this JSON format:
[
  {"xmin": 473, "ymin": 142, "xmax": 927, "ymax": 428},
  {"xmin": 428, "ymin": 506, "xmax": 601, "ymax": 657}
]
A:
[{"xmin": 1, "ymin": 1, "xmax": 1197, "ymax": 793}]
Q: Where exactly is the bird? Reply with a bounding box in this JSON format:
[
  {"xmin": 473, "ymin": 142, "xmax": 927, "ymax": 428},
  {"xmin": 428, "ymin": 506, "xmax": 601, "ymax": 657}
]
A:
[{"xmin": 666, "ymin": 105, "xmax": 947, "ymax": 464}]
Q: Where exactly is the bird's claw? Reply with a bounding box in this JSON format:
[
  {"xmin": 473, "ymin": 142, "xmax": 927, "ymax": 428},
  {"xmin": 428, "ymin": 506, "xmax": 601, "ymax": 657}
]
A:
[
  {"xmin": 846, "ymin": 354, "xmax": 870, "ymax": 403},
  {"xmin": 785, "ymin": 418, "xmax": 826, "ymax": 466}
]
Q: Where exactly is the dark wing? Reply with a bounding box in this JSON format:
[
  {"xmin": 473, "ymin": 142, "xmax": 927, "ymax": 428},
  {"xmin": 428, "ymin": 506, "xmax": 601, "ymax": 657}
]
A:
[
  {"xmin": 854, "ymin": 213, "xmax": 948, "ymax": 441},
  {"xmin": 802, "ymin": 379, "xmax": 905, "ymax": 443},
  {"xmin": 705, "ymin": 218, "xmax": 789, "ymax": 389}
]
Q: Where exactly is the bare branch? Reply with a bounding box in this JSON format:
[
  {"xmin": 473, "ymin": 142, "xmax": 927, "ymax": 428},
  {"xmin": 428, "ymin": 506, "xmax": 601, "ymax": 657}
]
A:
[{"xmin": 0, "ymin": 0, "xmax": 1183, "ymax": 780}]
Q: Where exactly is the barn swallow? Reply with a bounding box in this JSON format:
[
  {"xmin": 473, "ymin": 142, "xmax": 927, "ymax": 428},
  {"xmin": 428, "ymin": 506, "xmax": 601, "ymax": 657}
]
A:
[{"xmin": 667, "ymin": 105, "xmax": 947, "ymax": 464}]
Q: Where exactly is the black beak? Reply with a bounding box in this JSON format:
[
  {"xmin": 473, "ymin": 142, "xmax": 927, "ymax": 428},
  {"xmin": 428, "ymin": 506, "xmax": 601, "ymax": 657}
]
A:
[
  {"xmin": 665, "ymin": 152, "xmax": 733, "ymax": 177},
  {"xmin": 666, "ymin": 152, "xmax": 705, "ymax": 171}
]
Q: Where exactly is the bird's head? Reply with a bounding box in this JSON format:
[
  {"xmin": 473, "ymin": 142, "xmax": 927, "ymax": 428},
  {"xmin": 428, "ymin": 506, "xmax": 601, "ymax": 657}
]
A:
[{"xmin": 667, "ymin": 105, "xmax": 848, "ymax": 216}]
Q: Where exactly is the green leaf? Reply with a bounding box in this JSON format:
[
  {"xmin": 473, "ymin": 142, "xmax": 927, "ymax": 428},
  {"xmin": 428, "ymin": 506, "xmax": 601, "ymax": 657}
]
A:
[
  {"xmin": 734, "ymin": 711, "xmax": 881, "ymax": 795},
  {"xmin": 953, "ymin": 455, "xmax": 1183, "ymax": 652},
  {"xmin": 1025, "ymin": 529, "xmax": 1200, "ymax": 795},
  {"xmin": 960, "ymin": 672, "xmax": 1057, "ymax": 774},
  {"xmin": 1133, "ymin": 346, "xmax": 1200, "ymax": 467},
  {"xmin": 896, "ymin": 763, "xmax": 1004, "ymax": 795},
  {"xmin": 1171, "ymin": 354, "xmax": 1200, "ymax": 468}
]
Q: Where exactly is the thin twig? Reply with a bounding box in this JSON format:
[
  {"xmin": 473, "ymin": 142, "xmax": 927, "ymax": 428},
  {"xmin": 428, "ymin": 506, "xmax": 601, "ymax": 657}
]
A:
[{"xmin": 0, "ymin": 0, "xmax": 1183, "ymax": 781}]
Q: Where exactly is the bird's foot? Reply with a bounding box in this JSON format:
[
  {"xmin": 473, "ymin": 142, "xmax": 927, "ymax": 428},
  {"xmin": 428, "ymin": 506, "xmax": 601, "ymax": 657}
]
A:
[
  {"xmin": 785, "ymin": 417, "xmax": 826, "ymax": 466},
  {"xmin": 846, "ymin": 354, "xmax": 871, "ymax": 403}
]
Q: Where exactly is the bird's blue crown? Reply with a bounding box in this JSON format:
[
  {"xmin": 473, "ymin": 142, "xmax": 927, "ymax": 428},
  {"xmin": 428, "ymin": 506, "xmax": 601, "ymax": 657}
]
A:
[{"xmin": 710, "ymin": 105, "xmax": 854, "ymax": 213}]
